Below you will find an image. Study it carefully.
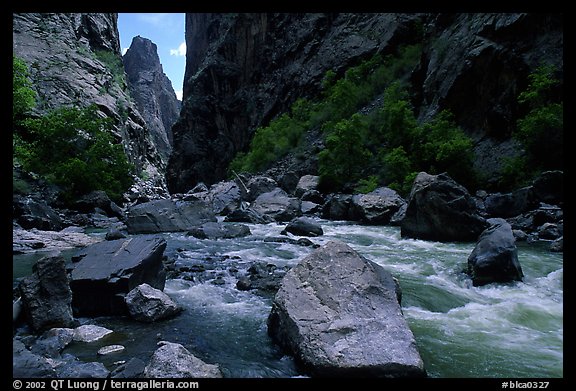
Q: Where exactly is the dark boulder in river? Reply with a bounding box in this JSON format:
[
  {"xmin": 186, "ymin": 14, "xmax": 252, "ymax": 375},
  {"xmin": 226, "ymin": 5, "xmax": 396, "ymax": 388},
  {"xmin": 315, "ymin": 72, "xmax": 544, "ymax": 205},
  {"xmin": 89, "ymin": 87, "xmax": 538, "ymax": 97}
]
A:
[
  {"xmin": 268, "ymin": 241, "xmax": 425, "ymax": 377},
  {"xmin": 126, "ymin": 199, "xmax": 216, "ymax": 233},
  {"xmin": 401, "ymin": 172, "xmax": 488, "ymax": 242},
  {"xmin": 467, "ymin": 218, "xmax": 523, "ymax": 286},
  {"xmin": 19, "ymin": 254, "xmax": 75, "ymax": 332},
  {"xmin": 69, "ymin": 237, "xmax": 167, "ymax": 316}
]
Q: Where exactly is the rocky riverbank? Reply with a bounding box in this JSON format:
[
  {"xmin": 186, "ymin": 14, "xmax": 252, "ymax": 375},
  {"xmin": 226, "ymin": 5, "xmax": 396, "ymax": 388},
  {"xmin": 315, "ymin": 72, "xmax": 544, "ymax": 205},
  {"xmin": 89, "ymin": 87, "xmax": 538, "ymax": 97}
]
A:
[{"xmin": 13, "ymin": 170, "xmax": 563, "ymax": 378}]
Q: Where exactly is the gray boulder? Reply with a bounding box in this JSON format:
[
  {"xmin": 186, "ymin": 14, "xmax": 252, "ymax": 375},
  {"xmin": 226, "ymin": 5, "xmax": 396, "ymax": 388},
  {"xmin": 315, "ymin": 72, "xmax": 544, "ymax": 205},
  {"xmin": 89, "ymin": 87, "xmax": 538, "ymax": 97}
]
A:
[
  {"xmin": 125, "ymin": 283, "xmax": 182, "ymax": 322},
  {"xmin": 268, "ymin": 241, "xmax": 425, "ymax": 377},
  {"xmin": 322, "ymin": 194, "xmax": 353, "ymax": 221},
  {"xmin": 484, "ymin": 187, "xmax": 535, "ymax": 218},
  {"xmin": 13, "ymin": 339, "xmax": 55, "ymax": 377},
  {"xmin": 126, "ymin": 199, "xmax": 216, "ymax": 233},
  {"xmin": 350, "ymin": 187, "xmax": 406, "ymax": 224},
  {"xmin": 246, "ymin": 176, "xmax": 278, "ymax": 201},
  {"xmin": 70, "ymin": 236, "xmax": 167, "ymax": 316},
  {"xmin": 282, "ymin": 217, "xmax": 324, "ymax": 237},
  {"xmin": 188, "ymin": 222, "xmax": 251, "ymax": 239},
  {"xmin": 467, "ymin": 218, "xmax": 523, "ymax": 286},
  {"xmin": 401, "ymin": 172, "xmax": 488, "ymax": 242},
  {"xmin": 31, "ymin": 328, "xmax": 75, "ymax": 358},
  {"xmin": 537, "ymin": 223, "xmax": 561, "ymax": 240},
  {"xmin": 300, "ymin": 201, "xmax": 322, "ymax": 215},
  {"xmin": 295, "ymin": 175, "xmax": 320, "ymax": 197},
  {"xmin": 13, "ymin": 196, "xmax": 64, "ymax": 231},
  {"xmin": 208, "ymin": 181, "xmax": 242, "ymax": 215},
  {"xmin": 19, "ymin": 254, "xmax": 75, "ymax": 332},
  {"xmin": 250, "ymin": 188, "xmax": 301, "ymax": 222},
  {"xmin": 143, "ymin": 341, "xmax": 223, "ymax": 378},
  {"xmin": 73, "ymin": 325, "xmax": 113, "ymax": 343}
]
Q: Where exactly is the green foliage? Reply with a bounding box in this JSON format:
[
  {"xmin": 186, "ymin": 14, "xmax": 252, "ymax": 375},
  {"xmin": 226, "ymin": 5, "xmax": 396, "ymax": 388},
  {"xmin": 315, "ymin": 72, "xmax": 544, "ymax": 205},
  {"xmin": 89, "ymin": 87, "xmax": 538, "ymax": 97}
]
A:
[
  {"xmin": 381, "ymin": 146, "xmax": 413, "ymax": 188},
  {"xmin": 13, "ymin": 55, "xmax": 36, "ymax": 122},
  {"xmin": 498, "ymin": 65, "xmax": 563, "ymax": 190},
  {"xmin": 355, "ymin": 175, "xmax": 379, "ymax": 194},
  {"xmin": 14, "ymin": 105, "xmax": 133, "ymax": 203},
  {"xmin": 319, "ymin": 114, "xmax": 372, "ymax": 189},
  {"xmin": 94, "ymin": 49, "xmax": 127, "ymax": 89}
]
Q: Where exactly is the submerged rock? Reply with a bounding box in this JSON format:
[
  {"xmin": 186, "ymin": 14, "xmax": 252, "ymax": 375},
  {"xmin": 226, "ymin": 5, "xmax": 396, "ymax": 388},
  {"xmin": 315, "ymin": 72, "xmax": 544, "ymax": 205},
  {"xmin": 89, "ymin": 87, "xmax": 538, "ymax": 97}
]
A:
[
  {"xmin": 467, "ymin": 218, "xmax": 523, "ymax": 286},
  {"xmin": 143, "ymin": 341, "xmax": 223, "ymax": 378},
  {"xmin": 268, "ymin": 241, "xmax": 425, "ymax": 377},
  {"xmin": 188, "ymin": 222, "xmax": 251, "ymax": 239}
]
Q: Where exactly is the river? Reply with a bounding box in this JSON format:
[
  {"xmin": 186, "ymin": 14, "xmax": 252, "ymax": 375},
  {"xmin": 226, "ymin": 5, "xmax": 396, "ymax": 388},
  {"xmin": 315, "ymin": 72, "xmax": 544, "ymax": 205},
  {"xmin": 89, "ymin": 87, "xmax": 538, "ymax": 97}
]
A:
[{"xmin": 13, "ymin": 219, "xmax": 563, "ymax": 378}]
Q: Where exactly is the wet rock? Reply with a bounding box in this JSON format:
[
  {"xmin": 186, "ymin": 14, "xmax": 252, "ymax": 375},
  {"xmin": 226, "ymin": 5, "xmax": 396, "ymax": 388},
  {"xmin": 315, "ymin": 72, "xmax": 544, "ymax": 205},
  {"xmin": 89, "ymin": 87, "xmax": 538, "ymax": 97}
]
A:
[
  {"xmin": 30, "ymin": 328, "xmax": 75, "ymax": 358},
  {"xmin": 268, "ymin": 241, "xmax": 425, "ymax": 377},
  {"xmin": 250, "ymin": 188, "xmax": 301, "ymax": 222},
  {"xmin": 13, "ymin": 195, "xmax": 64, "ymax": 231},
  {"xmin": 55, "ymin": 360, "xmax": 110, "ymax": 378},
  {"xmin": 401, "ymin": 172, "xmax": 488, "ymax": 242},
  {"xmin": 467, "ymin": 218, "xmax": 523, "ymax": 286},
  {"xmin": 224, "ymin": 208, "xmax": 275, "ymax": 224},
  {"xmin": 263, "ymin": 237, "xmax": 318, "ymax": 248},
  {"xmin": 126, "ymin": 199, "xmax": 216, "ymax": 233},
  {"xmin": 512, "ymin": 229, "xmax": 528, "ymax": 242},
  {"xmin": 236, "ymin": 262, "xmax": 288, "ymax": 294},
  {"xmin": 300, "ymin": 201, "xmax": 322, "ymax": 215},
  {"xmin": 350, "ymin": 187, "xmax": 406, "ymax": 224},
  {"xmin": 143, "ymin": 341, "xmax": 223, "ymax": 378},
  {"xmin": 188, "ymin": 222, "xmax": 251, "ymax": 239},
  {"xmin": 125, "ymin": 283, "xmax": 182, "ymax": 322},
  {"xmin": 13, "ymin": 339, "xmax": 55, "ymax": 377},
  {"xmin": 537, "ymin": 223, "xmax": 561, "ymax": 240},
  {"xmin": 389, "ymin": 203, "xmax": 408, "ymax": 226},
  {"xmin": 73, "ymin": 325, "xmax": 113, "ymax": 343},
  {"xmin": 105, "ymin": 228, "xmax": 127, "ymax": 240},
  {"xmin": 70, "ymin": 237, "xmax": 167, "ymax": 316},
  {"xmin": 111, "ymin": 358, "xmax": 146, "ymax": 378},
  {"xmin": 97, "ymin": 345, "xmax": 125, "ymax": 355},
  {"xmin": 550, "ymin": 236, "xmax": 563, "ymax": 252},
  {"xmin": 282, "ymin": 217, "xmax": 324, "ymax": 237},
  {"xmin": 19, "ymin": 254, "xmax": 75, "ymax": 332}
]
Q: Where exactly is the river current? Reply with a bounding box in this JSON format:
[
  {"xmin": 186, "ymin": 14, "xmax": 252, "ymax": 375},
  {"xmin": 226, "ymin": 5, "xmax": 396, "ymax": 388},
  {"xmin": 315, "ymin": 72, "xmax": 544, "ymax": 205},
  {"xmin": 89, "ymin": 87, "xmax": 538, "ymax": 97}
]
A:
[{"xmin": 13, "ymin": 219, "xmax": 563, "ymax": 378}]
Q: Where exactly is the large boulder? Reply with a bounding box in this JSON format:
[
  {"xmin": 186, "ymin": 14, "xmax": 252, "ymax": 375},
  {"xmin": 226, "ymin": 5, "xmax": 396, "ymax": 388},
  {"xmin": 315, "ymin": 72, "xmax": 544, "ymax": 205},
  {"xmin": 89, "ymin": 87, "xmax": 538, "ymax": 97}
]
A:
[
  {"xmin": 350, "ymin": 187, "xmax": 406, "ymax": 224},
  {"xmin": 267, "ymin": 241, "xmax": 425, "ymax": 377},
  {"xmin": 207, "ymin": 181, "xmax": 242, "ymax": 215},
  {"xmin": 19, "ymin": 254, "xmax": 75, "ymax": 332},
  {"xmin": 467, "ymin": 218, "xmax": 523, "ymax": 286},
  {"xmin": 321, "ymin": 194, "xmax": 353, "ymax": 221},
  {"xmin": 484, "ymin": 187, "xmax": 535, "ymax": 218},
  {"xmin": 126, "ymin": 199, "xmax": 216, "ymax": 233},
  {"xmin": 401, "ymin": 172, "xmax": 488, "ymax": 242},
  {"xmin": 282, "ymin": 217, "xmax": 324, "ymax": 237},
  {"xmin": 125, "ymin": 283, "xmax": 182, "ymax": 322},
  {"xmin": 246, "ymin": 176, "xmax": 278, "ymax": 201},
  {"xmin": 143, "ymin": 341, "xmax": 223, "ymax": 378},
  {"xmin": 250, "ymin": 188, "xmax": 301, "ymax": 222},
  {"xmin": 224, "ymin": 208, "xmax": 274, "ymax": 224},
  {"xmin": 295, "ymin": 175, "xmax": 320, "ymax": 197},
  {"xmin": 31, "ymin": 328, "xmax": 75, "ymax": 358},
  {"xmin": 188, "ymin": 222, "xmax": 251, "ymax": 240},
  {"xmin": 74, "ymin": 190, "xmax": 124, "ymax": 219},
  {"xmin": 69, "ymin": 237, "xmax": 167, "ymax": 316},
  {"xmin": 13, "ymin": 196, "xmax": 64, "ymax": 231}
]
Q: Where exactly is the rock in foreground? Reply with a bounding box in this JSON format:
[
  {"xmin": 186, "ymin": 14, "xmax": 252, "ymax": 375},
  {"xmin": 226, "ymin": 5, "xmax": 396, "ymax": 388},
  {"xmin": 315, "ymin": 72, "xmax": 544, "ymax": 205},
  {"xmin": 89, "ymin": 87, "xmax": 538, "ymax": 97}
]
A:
[
  {"xmin": 467, "ymin": 218, "xmax": 523, "ymax": 286},
  {"xmin": 70, "ymin": 237, "xmax": 167, "ymax": 316},
  {"xmin": 125, "ymin": 283, "xmax": 182, "ymax": 322},
  {"xmin": 143, "ymin": 341, "xmax": 223, "ymax": 378},
  {"xmin": 401, "ymin": 172, "xmax": 488, "ymax": 242},
  {"xmin": 19, "ymin": 254, "xmax": 75, "ymax": 332},
  {"xmin": 268, "ymin": 241, "xmax": 425, "ymax": 377}
]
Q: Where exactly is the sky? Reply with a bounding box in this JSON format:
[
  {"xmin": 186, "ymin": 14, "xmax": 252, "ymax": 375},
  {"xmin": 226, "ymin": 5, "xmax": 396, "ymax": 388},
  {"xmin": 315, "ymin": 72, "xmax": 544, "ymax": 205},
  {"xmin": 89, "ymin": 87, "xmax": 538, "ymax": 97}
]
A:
[{"xmin": 117, "ymin": 13, "xmax": 186, "ymax": 100}]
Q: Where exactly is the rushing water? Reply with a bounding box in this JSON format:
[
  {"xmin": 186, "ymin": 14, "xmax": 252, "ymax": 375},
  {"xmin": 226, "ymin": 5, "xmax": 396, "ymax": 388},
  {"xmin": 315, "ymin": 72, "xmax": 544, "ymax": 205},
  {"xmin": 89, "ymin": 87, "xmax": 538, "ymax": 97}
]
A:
[{"xmin": 13, "ymin": 220, "xmax": 563, "ymax": 378}]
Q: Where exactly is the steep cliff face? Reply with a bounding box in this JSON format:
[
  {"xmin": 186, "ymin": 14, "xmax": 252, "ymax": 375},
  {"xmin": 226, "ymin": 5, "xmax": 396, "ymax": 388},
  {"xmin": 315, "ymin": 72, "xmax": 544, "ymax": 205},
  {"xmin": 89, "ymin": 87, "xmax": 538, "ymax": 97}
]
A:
[
  {"xmin": 167, "ymin": 13, "xmax": 423, "ymax": 193},
  {"xmin": 123, "ymin": 36, "xmax": 181, "ymax": 163},
  {"xmin": 167, "ymin": 13, "xmax": 562, "ymax": 193},
  {"xmin": 12, "ymin": 13, "xmax": 168, "ymax": 197}
]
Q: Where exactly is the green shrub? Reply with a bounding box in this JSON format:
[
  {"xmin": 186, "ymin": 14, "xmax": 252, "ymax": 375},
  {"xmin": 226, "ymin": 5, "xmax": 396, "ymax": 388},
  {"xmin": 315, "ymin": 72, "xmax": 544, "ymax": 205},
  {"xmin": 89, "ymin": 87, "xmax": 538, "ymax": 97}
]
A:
[
  {"xmin": 354, "ymin": 175, "xmax": 379, "ymax": 194},
  {"xmin": 94, "ymin": 49, "xmax": 127, "ymax": 89},
  {"xmin": 13, "ymin": 55, "xmax": 36, "ymax": 122},
  {"xmin": 15, "ymin": 105, "xmax": 133, "ymax": 203}
]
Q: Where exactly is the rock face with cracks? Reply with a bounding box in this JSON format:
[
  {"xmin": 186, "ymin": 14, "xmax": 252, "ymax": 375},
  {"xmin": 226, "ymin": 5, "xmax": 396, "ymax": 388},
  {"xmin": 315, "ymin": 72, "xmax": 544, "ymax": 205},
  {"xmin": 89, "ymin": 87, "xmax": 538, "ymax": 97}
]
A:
[{"xmin": 268, "ymin": 241, "xmax": 425, "ymax": 377}]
